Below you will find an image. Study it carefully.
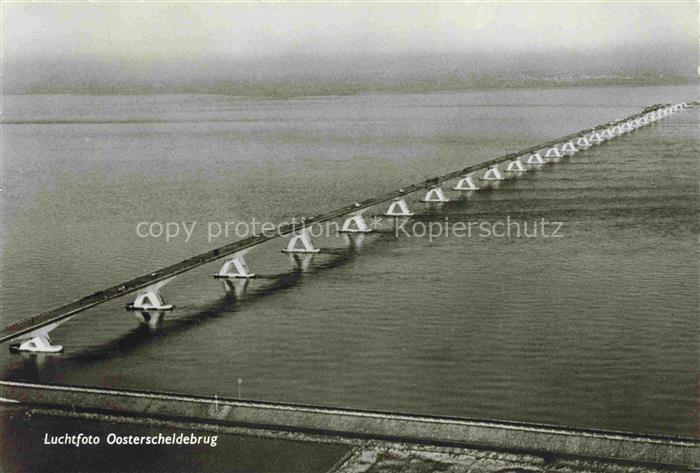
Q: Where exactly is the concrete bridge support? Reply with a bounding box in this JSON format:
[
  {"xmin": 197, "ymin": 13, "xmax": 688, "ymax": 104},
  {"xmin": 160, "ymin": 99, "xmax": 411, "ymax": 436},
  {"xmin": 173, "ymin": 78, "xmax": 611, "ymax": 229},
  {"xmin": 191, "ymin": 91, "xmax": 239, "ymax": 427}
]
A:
[
  {"xmin": 526, "ymin": 153, "xmax": 545, "ymax": 164},
  {"xmin": 15, "ymin": 332, "xmax": 63, "ymax": 354},
  {"xmin": 421, "ymin": 186, "xmax": 450, "ymax": 203},
  {"xmin": 560, "ymin": 142, "xmax": 578, "ymax": 156},
  {"xmin": 544, "ymin": 146, "xmax": 563, "ymax": 160},
  {"xmin": 283, "ymin": 228, "xmax": 320, "ymax": 253},
  {"xmin": 505, "ymin": 160, "xmax": 527, "ymax": 172},
  {"xmin": 384, "ymin": 198, "xmax": 414, "ymax": 217},
  {"xmin": 453, "ymin": 174, "xmax": 480, "ymax": 190},
  {"xmin": 339, "ymin": 211, "xmax": 373, "ymax": 233},
  {"xmin": 126, "ymin": 278, "xmax": 175, "ymax": 311},
  {"xmin": 481, "ymin": 166, "xmax": 505, "ymax": 181},
  {"xmin": 575, "ymin": 136, "xmax": 591, "ymax": 148},
  {"xmin": 214, "ymin": 250, "xmax": 256, "ymax": 279}
]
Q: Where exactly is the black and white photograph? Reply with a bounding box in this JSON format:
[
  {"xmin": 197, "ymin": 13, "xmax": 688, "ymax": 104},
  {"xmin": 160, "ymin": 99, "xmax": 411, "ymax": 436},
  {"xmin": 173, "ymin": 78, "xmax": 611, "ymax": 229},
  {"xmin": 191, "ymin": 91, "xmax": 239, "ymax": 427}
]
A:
[{"xmin": 0, "ymin": 1, "xmax": 698, "ymax": 472}]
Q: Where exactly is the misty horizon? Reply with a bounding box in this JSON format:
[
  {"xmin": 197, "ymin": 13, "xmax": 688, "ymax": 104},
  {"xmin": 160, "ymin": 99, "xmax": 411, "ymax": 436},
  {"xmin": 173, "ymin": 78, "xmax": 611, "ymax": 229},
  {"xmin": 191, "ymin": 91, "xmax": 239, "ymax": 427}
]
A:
[
  {"xmin": 4, "ymin": 44, "xmax": 697, "ymax": 96},
  {"xmin": 2, "ymin": 2, "xmax": 698, "ymax": 96}
]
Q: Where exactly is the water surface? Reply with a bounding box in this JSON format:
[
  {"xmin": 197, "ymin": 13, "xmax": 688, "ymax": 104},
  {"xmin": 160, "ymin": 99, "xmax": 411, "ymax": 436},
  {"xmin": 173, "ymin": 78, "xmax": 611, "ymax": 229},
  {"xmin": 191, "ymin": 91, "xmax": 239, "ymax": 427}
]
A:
[{"xmin": 1, "ymin": 86, "xmax": 698, "ymax": 437}]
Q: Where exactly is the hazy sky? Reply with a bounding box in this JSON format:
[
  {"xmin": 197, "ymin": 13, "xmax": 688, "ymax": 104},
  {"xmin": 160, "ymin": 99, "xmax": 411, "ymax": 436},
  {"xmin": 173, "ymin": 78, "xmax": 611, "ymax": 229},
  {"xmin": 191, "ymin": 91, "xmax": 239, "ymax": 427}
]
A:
[
  {"xmin": 4, "ymin": 2, "xmax": 698, "ymax": 60},
  {"xmin": 2, "ymin": 2, "xmax": 698, "ymax": 93}
]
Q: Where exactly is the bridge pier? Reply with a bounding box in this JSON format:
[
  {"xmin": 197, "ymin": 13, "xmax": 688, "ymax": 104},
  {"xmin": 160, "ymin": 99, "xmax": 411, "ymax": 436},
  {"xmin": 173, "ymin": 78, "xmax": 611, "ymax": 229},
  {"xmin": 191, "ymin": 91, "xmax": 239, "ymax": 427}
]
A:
[
  {"xmin": 544, "ymin": 146, "xmax": 563, "ymax": 160},
  {"xmin": 126, "ymin": 278, "xmax": 175, "ymax": 311},
  {"xmin": 14, "ymin": 333, "xmax": 63, "ymax": 353},
  {"xmin": 575, "ymin": 136, "xmax": 591, "ymax": 148},
  {"xmin": 214, "ymin": 250, "xmax": 256, "ymax": 279},
  {"xmin": 589, "ymin": 132, "xmax": 603, "ymax": 144},
  {"xmin": 283, "ymin": 228, "xmax": 320, "ymax": 253},
  {"xmin": 339, "ymin": 211, "xmax": 372, "ymax": 233},
  {"xmin": 481, "ymin": 166, "xmax": 505, "ymax": 181},
  {"xmin": 560, "ymin": 142, "xmax": 577, "ymax": 156},
  {"xmin": 505, "ymin": 159, "xmax": 527, "ymax": 172},
  {"xmin": 384, "ymin": 198, "xmax": 414, "ymax": 216},
  {"xmin": 526, "ymin": 152, "xmax": 545, "ymax": 165},
  {"xmin": 421, "ymin": 186, "xmax": 450, "ymax": 203},
  {"xmin": 453, "ymin": 174, "xmax": 480, "ymax": 190}
]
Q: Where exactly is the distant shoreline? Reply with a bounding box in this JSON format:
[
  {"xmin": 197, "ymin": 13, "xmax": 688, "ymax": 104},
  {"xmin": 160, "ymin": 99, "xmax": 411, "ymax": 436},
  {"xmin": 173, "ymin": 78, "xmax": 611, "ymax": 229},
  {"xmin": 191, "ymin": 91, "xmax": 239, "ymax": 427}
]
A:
[{"xmin": 7, "ymin": 76, "xmax": 696, "ymax": 99}]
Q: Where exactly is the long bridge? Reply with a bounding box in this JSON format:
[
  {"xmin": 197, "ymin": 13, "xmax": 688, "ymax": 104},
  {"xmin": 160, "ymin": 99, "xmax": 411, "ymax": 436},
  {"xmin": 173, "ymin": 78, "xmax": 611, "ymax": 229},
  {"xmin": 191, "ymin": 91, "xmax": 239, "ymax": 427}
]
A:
[{"xmin": 0, "ymin": 101, "xmax": 691, "ymax": 353}]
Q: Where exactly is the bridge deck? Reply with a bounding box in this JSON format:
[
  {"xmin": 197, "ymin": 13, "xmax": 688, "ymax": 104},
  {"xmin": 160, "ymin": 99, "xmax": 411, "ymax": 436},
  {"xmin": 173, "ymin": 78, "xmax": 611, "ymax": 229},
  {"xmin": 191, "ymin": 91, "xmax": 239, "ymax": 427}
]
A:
[{"xmin": 0, "ymin": 104, "xmax": 668, "ymax": 344}]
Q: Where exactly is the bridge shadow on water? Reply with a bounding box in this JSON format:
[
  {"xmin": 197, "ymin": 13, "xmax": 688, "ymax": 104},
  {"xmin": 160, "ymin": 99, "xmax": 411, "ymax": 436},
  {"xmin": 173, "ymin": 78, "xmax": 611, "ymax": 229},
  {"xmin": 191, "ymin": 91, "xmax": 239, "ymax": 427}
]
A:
[
  {"xmin": 1, "ymin": 232, "xmax": 402, "ymax": 381},
  {"xmin": 3, "ymin": 185, "xmax": 532, "ymax": 382},
  {"xmin": 2, "ymin": 185, "xmax": 537, "ymax": 383}
]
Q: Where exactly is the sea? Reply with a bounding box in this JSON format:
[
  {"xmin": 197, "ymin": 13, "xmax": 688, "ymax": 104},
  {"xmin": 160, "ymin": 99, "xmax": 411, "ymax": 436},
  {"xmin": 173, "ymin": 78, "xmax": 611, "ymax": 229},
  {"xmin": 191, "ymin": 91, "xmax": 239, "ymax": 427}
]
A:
[{"xmin": 1, "ymin": 85, "xmax": 698, "ymax": 438}]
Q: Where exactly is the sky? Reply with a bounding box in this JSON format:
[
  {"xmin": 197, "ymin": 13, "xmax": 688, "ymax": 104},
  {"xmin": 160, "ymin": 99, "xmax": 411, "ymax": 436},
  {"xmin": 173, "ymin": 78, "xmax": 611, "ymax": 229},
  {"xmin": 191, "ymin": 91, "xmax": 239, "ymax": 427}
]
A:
[
  {"xmin": 2, "ymin": 2, "xmax": 698, "ymax": 92},
  {"xmin": 4, "ymin": 2, "xmax": 698, "ymax": 59}
]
